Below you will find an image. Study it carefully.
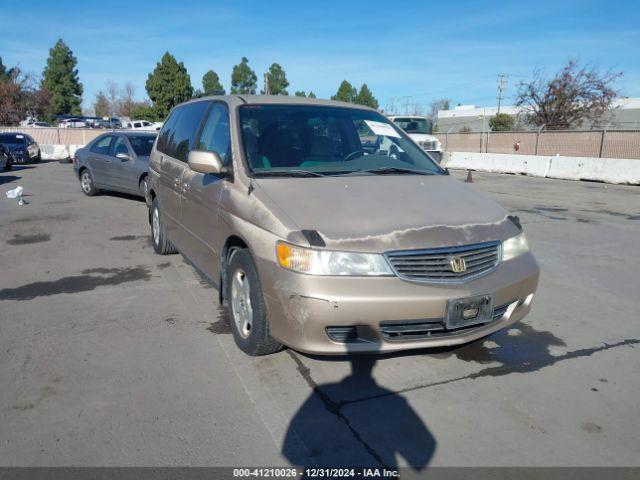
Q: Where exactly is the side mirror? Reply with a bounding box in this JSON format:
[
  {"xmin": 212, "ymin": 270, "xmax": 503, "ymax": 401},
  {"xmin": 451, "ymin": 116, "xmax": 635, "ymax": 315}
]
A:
[
  {"xmin": 116, "ymin": 152, "xmax": 130, "ymax": 161},
  {"xmin": 188, "ymin": 150, "xmax": 226, "ymax": 175}
]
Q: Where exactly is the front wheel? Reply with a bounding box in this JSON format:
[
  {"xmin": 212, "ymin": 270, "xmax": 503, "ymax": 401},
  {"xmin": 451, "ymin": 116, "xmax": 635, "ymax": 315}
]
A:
[
  {"xmin": 3, "ymin": 157, "xmax": 12, "ymax": 172},
  {"xmin": 228, "ymin": 249, "xmax": 282, "ymax": 356},
  {"xmin": 35, "ymin": 150, "xmax": 41, "ymax": 163},
  {"xmin": 80, "ymin": 169, "xmax": 98, "ymax": 196}
]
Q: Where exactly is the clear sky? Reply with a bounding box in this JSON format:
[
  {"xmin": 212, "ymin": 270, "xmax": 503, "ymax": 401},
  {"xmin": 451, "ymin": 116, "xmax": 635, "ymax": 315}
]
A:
[{"xmin": 2, "ymin": 0, "xmax": 639, "ymax": 112}]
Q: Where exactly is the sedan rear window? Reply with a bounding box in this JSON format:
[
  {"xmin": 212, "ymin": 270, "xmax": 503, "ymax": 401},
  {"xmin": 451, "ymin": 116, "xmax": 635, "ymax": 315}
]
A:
[{"xmin": 128, "ymin": 135, "xmax": 156, "ymax": 156}]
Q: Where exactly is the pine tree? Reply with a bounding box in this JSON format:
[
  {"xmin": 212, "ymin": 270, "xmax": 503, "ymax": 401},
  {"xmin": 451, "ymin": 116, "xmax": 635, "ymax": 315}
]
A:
[
  {"xmin": 202, "ymin": 70, "xmax": 225, "ymax": 95},
  {"xmin": 308, "ymin": 91, "xmax": 317, "ymax": 99},
  {"xmin": 331, "ymin": 80, "xmax": 357, "ymax": 103},
  {"xmin": 93, "ymin": 91, "xmax": 109, "ymax": 117},
  {"xmin": 355, "ymin": 84, "xmax": 379, "ymax": 109},
  {"xmin": 145, "ymin": 52, "xmax": 193, "ymax": 119},
  {"xmin": 294, "ymin": 91, "xmax": 306, "ymax": 97},
  {"xmin": 40, "ymin": 39, "xmax": 83, "ymax": 115},
  {"xmin": 230, "ymin": 57, "xmax": 257, "ymax": 94},
  {"xmin": 264, "ymin": 63, "xmax": 289, "ymax": 95}
]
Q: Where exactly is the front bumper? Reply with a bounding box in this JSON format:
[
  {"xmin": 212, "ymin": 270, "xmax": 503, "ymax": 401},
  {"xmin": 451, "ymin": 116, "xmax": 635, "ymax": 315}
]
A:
[{"xmin": 260, "ymin": 252, "xmax": 539, "ymax": 354}]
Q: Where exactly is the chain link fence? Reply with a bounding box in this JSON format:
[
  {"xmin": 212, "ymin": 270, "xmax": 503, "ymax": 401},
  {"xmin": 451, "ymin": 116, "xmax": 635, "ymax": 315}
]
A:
[{"xmin": 434, "ymin": 130, "xmax": 640, "ymax": 159}]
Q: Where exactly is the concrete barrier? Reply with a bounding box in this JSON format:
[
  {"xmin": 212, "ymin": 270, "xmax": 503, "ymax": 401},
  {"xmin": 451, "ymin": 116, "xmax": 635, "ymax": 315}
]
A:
[
  {"xmin": 442, "ymin": 152, "xmax": 639, "ymax": 185},
  {"xmin": 40, "ymin": 144, "xmax": 70, "ymax": 160}
]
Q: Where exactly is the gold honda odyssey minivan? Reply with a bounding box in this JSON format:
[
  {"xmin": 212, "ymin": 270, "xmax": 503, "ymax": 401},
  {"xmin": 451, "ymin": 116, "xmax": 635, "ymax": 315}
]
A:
[{"xmin": 146, "ymin": 96, "xmax": 539, "ymax": 356}]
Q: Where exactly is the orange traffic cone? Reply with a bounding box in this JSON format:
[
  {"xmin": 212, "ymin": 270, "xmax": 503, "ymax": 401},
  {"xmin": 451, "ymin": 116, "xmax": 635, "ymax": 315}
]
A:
[{"xmin": 465, "ymin": 169, "xmax": 473, "ymax": 183}]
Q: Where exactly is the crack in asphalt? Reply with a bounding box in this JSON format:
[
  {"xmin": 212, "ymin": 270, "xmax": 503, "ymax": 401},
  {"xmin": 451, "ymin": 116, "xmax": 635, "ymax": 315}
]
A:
[
  {"xmin": 286, "ymin": 337, "xmax": 638, "ymax": 466},
  {"xmin": 286, "ymin": 350, "xmax": 390, "ymax": 469},
  {"xmin": 346, "ymin": 338, "xmax": 639, "ymax": 407}
]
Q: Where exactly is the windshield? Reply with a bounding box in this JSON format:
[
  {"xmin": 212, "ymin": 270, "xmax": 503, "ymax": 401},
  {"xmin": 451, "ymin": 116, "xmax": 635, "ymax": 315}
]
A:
[
  {"xmin": 128, "ymin": 135, "xmax": 156, "ymax": 156},
  {"xmin": 0, "ymin": 134, "xmax": 25, "ymax": 145},
  {"xmin": 239, "ymin": 105, "xmax": 442, "ymax": 176},
  {"xmin": 392, "ymin": 117, "xmax": 431, "ymax": 134}
]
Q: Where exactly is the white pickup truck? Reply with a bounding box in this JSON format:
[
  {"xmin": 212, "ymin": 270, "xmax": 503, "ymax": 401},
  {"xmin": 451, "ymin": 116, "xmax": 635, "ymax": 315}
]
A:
[
  {"xmin": 388, "ymin": 115, "xmax": 442, "ymax": 162},
  {"xmin": 123, "ymin": 120, "xmax": 163, "ymax": 131}
]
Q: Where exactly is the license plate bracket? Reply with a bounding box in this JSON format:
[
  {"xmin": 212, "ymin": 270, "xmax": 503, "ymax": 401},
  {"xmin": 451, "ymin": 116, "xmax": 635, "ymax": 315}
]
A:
[{"xmin": 445, "ymin": 294, "xmax": 494, "ymax": 330}]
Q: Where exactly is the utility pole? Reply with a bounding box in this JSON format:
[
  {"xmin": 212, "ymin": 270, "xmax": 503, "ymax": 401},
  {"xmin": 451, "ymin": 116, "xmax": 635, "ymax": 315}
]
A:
[
  {"xmin": 264, "ymin": 72, "xmax": 269, "ymax": 95},
  {"xmin": 497, "ymin": 74, "xmax": 508, "ymax": 114}
]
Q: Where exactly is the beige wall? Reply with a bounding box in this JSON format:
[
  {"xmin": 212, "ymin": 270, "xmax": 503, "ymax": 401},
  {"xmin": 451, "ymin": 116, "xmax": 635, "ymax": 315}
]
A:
[
  {"xmin": 3, "ymin": 126, "xmax": 640, "ymax": 160},
  {"xmin": 0, "ymin": 127, "xmax": 105, "ymax": 146},
  {"xmin": 434, "ymin": 130, "xmax": 640, "ymax": 159}
]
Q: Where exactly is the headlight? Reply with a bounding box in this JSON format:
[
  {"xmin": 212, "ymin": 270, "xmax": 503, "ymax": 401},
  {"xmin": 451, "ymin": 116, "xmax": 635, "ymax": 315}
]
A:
[
  {"xmin": 502, "ymin": 232, "xmax": 529, "ymax": 261},
  {"xmin": 276, "ymin": 242, "xmax": 393, "ymax": 276}
]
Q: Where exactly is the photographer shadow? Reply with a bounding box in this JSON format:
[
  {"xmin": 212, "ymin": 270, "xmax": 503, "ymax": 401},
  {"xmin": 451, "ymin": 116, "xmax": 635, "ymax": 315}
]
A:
[{"xmin": 282, "ymin": 350, "xmax": 436, "ymax": 473}]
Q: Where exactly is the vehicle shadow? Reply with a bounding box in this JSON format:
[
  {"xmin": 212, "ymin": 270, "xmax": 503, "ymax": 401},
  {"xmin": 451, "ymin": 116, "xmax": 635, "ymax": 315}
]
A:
[
  {"xmin": 0, "ymin": 175, "xmax": 21, "ymax": 186},
  {"xmin": 282, "ymin": 349, "xmax": 436, "ymax": 474},
  {"xmin": 98, "ymin": 191, "xmax": 146, "ymax": 203},
  {"xmin": 8, "ymin": 165, "xmax": 34, "ymax": 172}
]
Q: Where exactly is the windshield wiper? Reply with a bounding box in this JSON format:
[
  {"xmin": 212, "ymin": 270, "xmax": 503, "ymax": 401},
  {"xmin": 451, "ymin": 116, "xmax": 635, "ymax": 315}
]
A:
[
  {"xmin": 360, "ymin": 166, "xmax": 436, "ymax": 176},
  {"xmin": 253, "ymin": 169, "xmax": 326, "ymax": 178}
]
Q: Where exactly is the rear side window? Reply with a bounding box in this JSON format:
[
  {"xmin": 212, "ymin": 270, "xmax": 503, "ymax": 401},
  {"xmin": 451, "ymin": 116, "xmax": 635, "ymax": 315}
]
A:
[
  {"xmin": 196, "ymin": 103, "xmax": 231, "ymax": 163},
  {"xmin": 112, "ymin": 137, "xmax": 129, "ymax": 156},
  {"xmin": 163, "ymin": 102, "xmax": 209, "ymax": 161},
  {"xmin": 91, "ymin": 136, "xmax": 113, "ymax": 155}
]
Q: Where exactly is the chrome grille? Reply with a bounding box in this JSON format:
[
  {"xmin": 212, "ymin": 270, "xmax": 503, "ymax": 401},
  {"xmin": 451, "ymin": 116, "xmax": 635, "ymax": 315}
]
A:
[
  {"xmin": 419, "ymin": 140, "xmax": 437, "ymax": 151},
  {"xmin": 385, "ymin": 241, "xmax": 501, "ymax": 283}
]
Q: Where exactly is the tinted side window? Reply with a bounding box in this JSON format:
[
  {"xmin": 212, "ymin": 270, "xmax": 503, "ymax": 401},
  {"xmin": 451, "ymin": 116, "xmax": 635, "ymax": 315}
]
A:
[
  {"xmin": 157, "ymin": 110, "xmax": 180, "ymax": 154},
  {"xmin": 167, "ymin": 102, "xmax": 210, "ymax": 162},
  {"xmin": 91, "ymin": 136, "xmax": 113, "ymax": 155},
  {"xmin": 196, "ymin": 103, "xmax": 231, "ymax": 163}
]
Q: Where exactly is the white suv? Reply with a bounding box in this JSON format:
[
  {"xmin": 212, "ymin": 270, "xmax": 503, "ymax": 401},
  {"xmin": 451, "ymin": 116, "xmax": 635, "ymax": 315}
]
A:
[{"xmin": 388, "ymin": 116, "xmax": 442, "ymax": 162}]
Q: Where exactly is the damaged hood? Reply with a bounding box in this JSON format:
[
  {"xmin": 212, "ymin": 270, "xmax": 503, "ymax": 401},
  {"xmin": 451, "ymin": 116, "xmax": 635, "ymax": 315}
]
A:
[{"xmin": 254, "ymin": 175, "xmax": 520, "ymax": 252}]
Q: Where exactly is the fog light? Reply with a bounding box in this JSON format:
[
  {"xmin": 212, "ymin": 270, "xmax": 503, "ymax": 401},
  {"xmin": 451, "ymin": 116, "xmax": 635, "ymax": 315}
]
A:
[{"xmin": 326, "ymin": 326, "xmax": 359, "ymax": 343}]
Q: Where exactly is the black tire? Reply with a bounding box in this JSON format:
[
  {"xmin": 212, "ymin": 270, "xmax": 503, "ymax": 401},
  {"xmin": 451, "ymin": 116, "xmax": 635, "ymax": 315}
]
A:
[
  {"xmin": 80, "ymin": 169, "xmax": 98, "ymax": 196},
  {"xmin": 3, "ymin": 157, "xmax": 12, "ymax": 172},
  {"xmin": 35, "ymin": 150, "xmax": 41, "ymax": 163},
  {"xmin": 150, "ymin": 198, "xmax": 177, "ymax": 255},
  {"xmin": 227, "ymin": 249, "xmax": 282, "ymax": 356}
]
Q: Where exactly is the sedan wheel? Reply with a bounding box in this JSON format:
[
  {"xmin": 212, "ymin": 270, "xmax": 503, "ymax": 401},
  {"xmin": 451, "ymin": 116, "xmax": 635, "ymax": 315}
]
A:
[{"xmin": 80, "ymin": 170, "xmax": 98, "ymax": 196}]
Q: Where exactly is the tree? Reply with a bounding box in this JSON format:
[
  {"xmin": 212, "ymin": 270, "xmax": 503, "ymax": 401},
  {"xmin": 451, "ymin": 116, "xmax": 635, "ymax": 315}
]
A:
[
  {"xmin": 118, "ymin": 81, "xmax": 137, "ymax": 117},
  {"xmin": 294, "ymin": 91, "xmax": 306, "ymax": 97},
  {"xmin": 263, "ymin": 63, "xmax": 289, "ymax": 95},
  {"xmin": 0, "ymin": 56, "xmax": 17, "ymax": 82},
  {"xmin": 308, "ymin": 91, "xmax": 316, "ymax": 99},
  {"xmin": 40, "ymin": 39, "xmax": 83, "ymax": 116},
  {"xmin": 93, "ymin": 91, "xmax": 109, "ymax": 117},
  {"xmin": 331, "ymin": 80, "xmax": 357, "ymax": 103},
  {"xmin": 145, "ymin": 51, "xmax": 193, "ymax": 120},
  {"xmin": 516, "ymin": 59, "xmax": 622, "ymax": 129},
  {"xmin": 428, "ymin": 98, "xmax": 450, "ymax": 127},
  {"xmin": 230, "ymin": 57, "xmax": 257, "ymax": 94},
  {"xmin": 202, "ymin": 70, "xmax": 225, "ymax": 96},
  {"xmin": 489, "ymin": 112, "xmax": 514, "ymax": 131},
  {"xmin": 355, "ymin": 84, "xmax": 379, "ymax": 109},
  {"xmin": 0, "ymin": 67, "xmax": 50, "ymax": 124},
  {"xmin": 130, "ymin": 102, "xmax": 157, "ymax": 121}
]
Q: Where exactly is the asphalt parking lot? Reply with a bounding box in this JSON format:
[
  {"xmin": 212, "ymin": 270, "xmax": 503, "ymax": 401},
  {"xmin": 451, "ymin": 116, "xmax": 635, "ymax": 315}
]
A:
[{"xmin": 0, "ymin": 161, "xmax": 638, "ymax": 469}]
